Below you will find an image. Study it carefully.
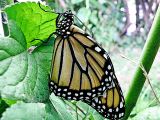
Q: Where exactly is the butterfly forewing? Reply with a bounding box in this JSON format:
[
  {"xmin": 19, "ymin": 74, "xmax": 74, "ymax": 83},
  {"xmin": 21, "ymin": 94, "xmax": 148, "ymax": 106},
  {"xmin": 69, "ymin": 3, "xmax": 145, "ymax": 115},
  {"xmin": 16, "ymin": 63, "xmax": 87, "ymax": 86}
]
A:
[{"xmin": 50, "ymin": 25, "xmax": 114, "ymax": 101}]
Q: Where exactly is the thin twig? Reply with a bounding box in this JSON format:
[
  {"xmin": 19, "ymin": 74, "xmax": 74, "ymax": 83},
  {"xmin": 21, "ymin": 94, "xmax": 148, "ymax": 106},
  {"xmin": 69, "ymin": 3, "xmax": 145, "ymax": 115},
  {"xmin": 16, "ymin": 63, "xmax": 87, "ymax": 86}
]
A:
[{"xmin": 121, "ymin": 54, "xmax": 160, "ymax": 105}]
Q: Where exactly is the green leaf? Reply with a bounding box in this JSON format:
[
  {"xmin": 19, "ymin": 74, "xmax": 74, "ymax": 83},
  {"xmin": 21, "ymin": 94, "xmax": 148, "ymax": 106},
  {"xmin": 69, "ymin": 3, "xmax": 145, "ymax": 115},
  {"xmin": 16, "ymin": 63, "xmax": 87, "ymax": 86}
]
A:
[
  {"xmin": 4, "ymin": 2, "xmax": 58, "ymax": 48},
  {"xmin": 50, "ymin": 94, "xmax": 75, "ymax": 120},
  {"xmin": 2, "ymin": 98, "xmax": 17, "ymax": 106},
  {"xmin": 77, "ymin": 7, "xmax": 91, "ymax": 23},
  {"xmin": 76, "ymin": 101, "xmax": 104, "ymax": 120},
  {"xmin": 0, "ymin": 19, "xmax": 53, "ymax": 102},
  {"xmin": 1, "ymin": 102, "xmax": 46, "ymax": 120},
  {"xmin": 45, "ymin": 101, "xmax": 63, "ymax": 120},
  {"xmin": 89, "ymin": 11, "xmax": 98, "ymax": 25},
  {"xmin": 1, "ymin": 100, "xmax": 75, "ymax": 120}
]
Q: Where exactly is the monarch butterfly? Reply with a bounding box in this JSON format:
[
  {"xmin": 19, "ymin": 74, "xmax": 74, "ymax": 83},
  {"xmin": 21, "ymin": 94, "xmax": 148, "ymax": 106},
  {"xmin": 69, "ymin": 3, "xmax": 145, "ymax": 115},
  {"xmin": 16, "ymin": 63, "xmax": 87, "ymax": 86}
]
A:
[
  {"xmin": 38, "ymin": 3, "xmax": 125, "ymax": 119},
  {"xmin": 49, "ymin": 11, "xmax": 113, "ymax": 101}
]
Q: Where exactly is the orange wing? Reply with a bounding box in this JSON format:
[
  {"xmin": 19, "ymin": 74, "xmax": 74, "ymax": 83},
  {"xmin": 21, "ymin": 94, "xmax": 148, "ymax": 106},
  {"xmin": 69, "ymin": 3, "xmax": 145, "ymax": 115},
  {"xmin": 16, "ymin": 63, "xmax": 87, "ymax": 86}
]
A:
[
  {"xmin": 88, "ymin": 73, "xmax": 125, "ymax": 119},
  {"xmin": 49, "ymin": 25, "xmax": 115, "ymax": 101}
]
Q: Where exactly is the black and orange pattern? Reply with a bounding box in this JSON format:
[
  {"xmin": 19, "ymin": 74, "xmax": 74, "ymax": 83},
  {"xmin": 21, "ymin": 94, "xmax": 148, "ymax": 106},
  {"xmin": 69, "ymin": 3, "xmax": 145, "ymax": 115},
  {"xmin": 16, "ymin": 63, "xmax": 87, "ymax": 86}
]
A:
[{"xmin": 48, "ymin": 10, "xmax": 125, "ymax": 119}]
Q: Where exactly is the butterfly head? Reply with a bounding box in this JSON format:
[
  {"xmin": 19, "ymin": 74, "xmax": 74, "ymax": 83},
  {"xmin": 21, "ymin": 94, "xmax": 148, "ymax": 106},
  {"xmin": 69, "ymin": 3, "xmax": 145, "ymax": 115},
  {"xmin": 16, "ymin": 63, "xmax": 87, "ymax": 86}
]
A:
[{"xmin": 56, "ymin": 10, "xmax": 74, "ymax": 38}]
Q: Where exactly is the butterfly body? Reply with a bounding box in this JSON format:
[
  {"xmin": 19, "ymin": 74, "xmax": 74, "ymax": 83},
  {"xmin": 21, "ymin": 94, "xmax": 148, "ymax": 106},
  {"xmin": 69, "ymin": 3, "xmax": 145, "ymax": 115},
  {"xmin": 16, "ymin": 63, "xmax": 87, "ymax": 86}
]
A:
[
  {"xmin": 48, "ymin": 10, "xmax": 125, "ymax": 119},
  {"xmin": 56, "ymin": 10, "xmax": 73, "ymax": 38}
]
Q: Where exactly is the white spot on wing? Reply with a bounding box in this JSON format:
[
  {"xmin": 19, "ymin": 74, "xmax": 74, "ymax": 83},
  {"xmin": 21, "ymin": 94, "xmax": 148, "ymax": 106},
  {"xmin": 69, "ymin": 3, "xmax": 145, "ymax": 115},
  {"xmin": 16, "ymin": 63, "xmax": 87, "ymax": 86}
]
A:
[
  {"xmin": 110, "ymin": 72, "xmax": 113, "ymax": 75},
  {"xmin": 85, "ymin": 97, "xmax": 90, "ymax": 99},
  {"xmin": 92, "ymin": 102, "xmax": 95, "ymax": 107},
  {"xmin": 98, "ymin": 88, "xmax": 102, "ymax": 91},
  {"xmin": 116, "ymin": 107, "xmax": 119, "ymax": 112},
  {"xmin": 120, "ymin": 102, "xmax": 123, "ymax": 108},
  {"xmin": 75, "ymin": 93, "xmax": 78, "ymax": 96},
  {"xmin": 108, "ymin": 65, "xmax": 111, "ymax": 70},
  {"xmin": 87, "ymin": 35, "xmax": 94, "ymax": 41},
  {"xmin": 108, "ymin": 109, "xmax": 112, "ymax": 112},
  {"xmin": 68, "ymin": 97, "xmax": 71, "ymax": 99},
  {"xmin": 103, "ymin": 86, "xmax": 106, "ymax": 91},
  {"xmin": 50, "ymin": 82, "xmax": 54, "ymax": 85},
  {"xmin": 103, "ymin": 54, "xmax": 108, "ymax": 59},
  {"xmin": 101, "ymin": 109, "xmax": 104, "ymax": 112},
  {"xmin": 95, "ymin": 47, "xmax": 101, "ymax": 52},
  {"xmin": 92, "ymin": 94, "xmax": 96, "ymax": 97},
  {"xmin": 105, "ymin": 78, "xmax": 108, "ymax": 82},
  {"xmin": 105, "ymin": 71, "xmax": 108, "ymax": 75},
  {"xmin": 73, "ymin": 97, "xmax": 76, "ymax": 100},
  {"xmin": 103, "ymin": 91, "xmax": 107, "ymax": 97},
  {"xmin": 54, "ymin": 85, "xmax": 57, "ymax": 89},
  {"xmin": 58, "ymin": 88, "xmax": 61, "ymax": 91},
  {"xmin": 66, "ymin": 31, "xmax": 70, "ymax": 34},
  {"xmin": 50, "ymin": 86, "xmax": 53, "ymax": 89},
  {"xmin": 68, "ymin": 92, "xmax": 71, "ymax": 95},
  {"xmin": 94, "ymin": 98, "xmax": 98, "ymax": 103},
  {"xmin": 102, "ymin": 105, "xmax": 106, "ymax": 109},
  {"xmin": 63, "ymin": 89, "xmax": 67, "ymax": 91},
  {"xmin": 79, "ymin": 97, "xmax": 83, "ymax": 99},
  {"xmin": 62, "ymin": 94, "xmax": 66, "ymax": 97}
]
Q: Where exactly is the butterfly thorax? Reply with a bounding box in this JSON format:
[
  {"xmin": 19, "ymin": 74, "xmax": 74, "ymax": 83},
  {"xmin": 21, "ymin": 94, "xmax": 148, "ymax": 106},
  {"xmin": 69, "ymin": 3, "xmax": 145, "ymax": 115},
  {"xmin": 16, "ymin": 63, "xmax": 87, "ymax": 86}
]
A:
[{"xmin": 56, "ymin": 11, "xmax": 74, "ymax": 38}]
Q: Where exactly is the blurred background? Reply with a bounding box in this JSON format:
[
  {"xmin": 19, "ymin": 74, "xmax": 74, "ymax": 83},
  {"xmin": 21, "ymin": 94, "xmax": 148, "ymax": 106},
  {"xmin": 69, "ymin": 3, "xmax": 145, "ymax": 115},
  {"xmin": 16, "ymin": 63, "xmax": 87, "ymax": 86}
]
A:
[{"xmin": 0, "ymin": 0, "xmax": 160, "ymax": 119}]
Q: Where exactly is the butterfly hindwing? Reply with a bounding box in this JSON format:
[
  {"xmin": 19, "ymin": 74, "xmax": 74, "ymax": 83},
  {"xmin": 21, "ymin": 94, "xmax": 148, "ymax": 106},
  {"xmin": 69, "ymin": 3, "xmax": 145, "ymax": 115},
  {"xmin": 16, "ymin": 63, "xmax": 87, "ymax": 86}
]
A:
[{"xmin": 88, "ymin": 73, "xmax": 125, "ymax": 119}]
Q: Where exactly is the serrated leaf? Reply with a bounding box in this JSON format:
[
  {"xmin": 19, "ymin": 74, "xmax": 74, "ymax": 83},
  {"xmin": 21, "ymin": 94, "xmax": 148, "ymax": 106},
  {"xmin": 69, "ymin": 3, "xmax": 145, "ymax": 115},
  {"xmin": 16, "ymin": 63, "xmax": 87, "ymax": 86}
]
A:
[
  {"xmin": 0, "ymin": 19, "xmax": 53, "ymax": 102},
  {"xmin": 4, "ymin": 2, "xmax": 58, "ymax": 48},
  {"xmin": 45, "ymin": 101, "xmax": 63, "ymax": 120},
  {"xmin": 1, "ymin": 101, "xmax": 73, "ymax": 120},
  {"xmin": 1, "ymin": 102, "xmax": 46, "ymax": 120},
  {"xmin": 50, "ymin": 94, "xmax": 75, "ymax": 120}
]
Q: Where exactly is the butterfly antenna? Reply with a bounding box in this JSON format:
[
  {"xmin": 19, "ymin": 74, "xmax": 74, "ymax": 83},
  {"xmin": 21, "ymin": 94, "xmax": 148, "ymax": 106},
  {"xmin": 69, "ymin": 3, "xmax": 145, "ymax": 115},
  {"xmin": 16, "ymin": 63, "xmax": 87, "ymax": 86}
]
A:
[{"xmin": 73, "ymin": 15, "xmax": 94, "ymax": 38}]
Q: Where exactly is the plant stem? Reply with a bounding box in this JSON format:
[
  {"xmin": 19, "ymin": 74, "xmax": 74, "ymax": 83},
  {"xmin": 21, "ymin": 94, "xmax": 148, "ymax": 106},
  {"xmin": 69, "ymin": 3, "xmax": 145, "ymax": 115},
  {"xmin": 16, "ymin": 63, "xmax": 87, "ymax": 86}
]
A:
[
  {"xmin": 1, "ymin": 13, "xmax": 9, "ymax": 36},
  {"xmin": 123, "ymin": 5, "xmax": 160, "ymax": 120}
]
